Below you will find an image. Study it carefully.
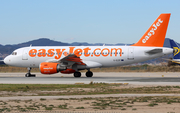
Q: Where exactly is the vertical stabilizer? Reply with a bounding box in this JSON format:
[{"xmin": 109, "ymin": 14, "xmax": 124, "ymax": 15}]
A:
[
  {"xmin": 170, "ymin": 39, "xmax": 180, "ymax": 60},
  {"xmin": 132, "ymin": 13, "xmax": 171, "ymax": 47}
]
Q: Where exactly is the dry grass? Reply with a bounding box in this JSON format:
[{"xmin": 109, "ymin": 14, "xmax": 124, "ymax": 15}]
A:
[
  {"xmin": 0, "ymin": 84, "xmax": 180, "ymax": 96},
  {"xmin": 0, "ymin": 65, "xmax": 39, "ymax": 73}
]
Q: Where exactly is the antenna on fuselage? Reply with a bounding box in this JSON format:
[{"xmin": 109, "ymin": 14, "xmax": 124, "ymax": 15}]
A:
[
  {"xmin": 30, "ymin": 44, "xmax": 32, "ymax": 47},
  {"xmin": 103, "ymin": 44, "xmax": 105, "ymax": 46}
]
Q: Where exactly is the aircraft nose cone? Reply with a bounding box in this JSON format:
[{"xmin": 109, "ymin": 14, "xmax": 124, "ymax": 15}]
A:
[{"xmin": 4, "ymin": 56, "xmax": 10, "ymax": 65}]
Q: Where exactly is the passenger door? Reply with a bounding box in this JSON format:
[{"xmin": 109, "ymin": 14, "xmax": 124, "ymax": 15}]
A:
[
  {"xmin": 22, "ymin": 48, "xmax": 28, "ymax": 60},
  {"xmin": 128, "ymin": 48, "xmax": 134, "ymax": 60}
]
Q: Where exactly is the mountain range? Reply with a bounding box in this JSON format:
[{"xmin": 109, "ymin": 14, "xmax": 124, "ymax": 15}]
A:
[{"xmin": 0, "ymin": 38, "xmax": 132, "ymax": 55}]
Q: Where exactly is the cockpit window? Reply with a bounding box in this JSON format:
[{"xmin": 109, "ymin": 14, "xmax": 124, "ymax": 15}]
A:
[{"xmin": 12, "ymin": 52, "xmax": 17, "ymax": 55}]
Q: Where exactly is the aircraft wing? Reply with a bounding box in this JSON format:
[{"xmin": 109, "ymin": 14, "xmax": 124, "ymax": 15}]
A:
[
  {"xmin": 46, "ymin": 52, "xmax": 102, "ymax": 68},
  {"xmin": 46, "ymin": 52, "xmax": 85, "ymax": 67},
  {"xmin": 59, "ymin": 53, "xmax": 86, "ymax": 65},
  {"xmin": 162, "ymin": 58, "xmax": 180, "ymax": 64},
  {"xmin": 172, "ymin": 60, "xmax": 180, "ymax": 64}
]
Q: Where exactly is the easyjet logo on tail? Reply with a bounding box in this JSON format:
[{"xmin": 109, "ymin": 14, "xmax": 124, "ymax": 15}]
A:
[
  {"xmin": 29, "ymin": 47, "xmax": 122, "ymax": 59},
  {"xmin": 142, "ymin": 19, "xmax": 163, "ymax": 43}
]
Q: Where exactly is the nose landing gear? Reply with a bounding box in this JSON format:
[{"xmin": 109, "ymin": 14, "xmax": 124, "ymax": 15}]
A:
[{"xmin": 25, "ymin": 67, "xmax": 36, "ymax": 77}]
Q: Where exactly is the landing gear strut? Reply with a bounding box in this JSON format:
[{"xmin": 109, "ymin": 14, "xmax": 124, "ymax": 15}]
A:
[
  {"xmin": 74, "ymin": 71, "xmax": 81, "ymax": 77},
  {"xmin": 86, "ymin": 71, "xmax": 93, "ymax": 77},
  {"xmin": 25, "ymin": 67, "xmax": 36, "ymax": 77}
]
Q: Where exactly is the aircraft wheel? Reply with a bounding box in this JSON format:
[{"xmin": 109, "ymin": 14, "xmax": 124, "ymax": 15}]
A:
[
  {"xmin": 74, "ymin": 72, "xmax": 81, "ymax": 77},
  {"xmin": 25, "ymin": 73, "xmax": 29, "ymax": 77},
  {"xmin": 25, "ymin": 67, "xmax": 36, "ymax": 77},
  {"xmin": 86, "ymin": 71, "xmax": 93, "ymax": 77},
  {"xmin": 25, "ymin": 73, "xmax": 36, "ymax": 77}
]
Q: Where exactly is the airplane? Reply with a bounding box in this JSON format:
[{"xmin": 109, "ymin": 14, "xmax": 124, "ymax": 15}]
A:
[
  {"xmin": 3, "ymin": 13, "xmax": 173, "ymax": 77},
  {"xmin": 164, "ymin": 39, "xmax": 180, "ymax": 66}
]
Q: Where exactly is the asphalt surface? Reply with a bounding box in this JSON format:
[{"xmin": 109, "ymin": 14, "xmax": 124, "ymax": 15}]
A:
[
  {"xmin": 0, "ymin": 72, "xmax": 180, "ymax": 85},
  {"xmin": 1, "ymin": 94, "xmax": 180, "ymax": 101}
]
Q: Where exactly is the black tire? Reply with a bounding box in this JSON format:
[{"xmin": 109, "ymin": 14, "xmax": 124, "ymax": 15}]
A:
[
  {"xmin": 25, "ymin": 73, "xmax": 29, "ymax": 77},
  {"xmin": 25, "ymin": 73, "xmax": 36, "ymax": 77},
  {"xmin": 86, "ymin": 71, "xmax": 93, "ymax": 77},
  {"xmin": 74, "ymin": 72, "xmax": 81, "ymax": 77}
]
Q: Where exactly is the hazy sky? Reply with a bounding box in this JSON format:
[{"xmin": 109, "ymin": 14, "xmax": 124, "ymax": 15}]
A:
[{"xmin": 0, "ymin": 0, "xmax": 180, "ymax": 45}]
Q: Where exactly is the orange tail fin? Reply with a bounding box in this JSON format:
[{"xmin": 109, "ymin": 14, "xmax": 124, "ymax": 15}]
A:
[{"xmin": 131, "ymin": 13, "xmax": 171, "ymax": 47}]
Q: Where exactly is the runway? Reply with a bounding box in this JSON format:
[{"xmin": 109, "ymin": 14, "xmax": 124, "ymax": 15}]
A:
[{"xmin": 0, "ymin": 72, "xmax": 180, "ymax": 85}]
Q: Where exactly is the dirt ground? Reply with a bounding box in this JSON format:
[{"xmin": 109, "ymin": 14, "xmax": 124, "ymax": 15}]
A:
[
  {"xmin": 0, "ymin": 78, "xmax": 180, "ymax": 112},
  {"xmin": 0, "ymin": 95, "xmax": 179, "ymax": 113}
]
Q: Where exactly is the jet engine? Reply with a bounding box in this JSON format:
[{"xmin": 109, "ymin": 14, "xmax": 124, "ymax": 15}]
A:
[{"xmin": 39, "ymin": 62, "xmax": 66, "ymax": 74}]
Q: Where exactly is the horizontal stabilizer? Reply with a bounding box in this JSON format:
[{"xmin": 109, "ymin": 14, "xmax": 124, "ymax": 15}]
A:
[{"xmin": 146, "ymin": 49, "xmax": 162, "ymax": 55}]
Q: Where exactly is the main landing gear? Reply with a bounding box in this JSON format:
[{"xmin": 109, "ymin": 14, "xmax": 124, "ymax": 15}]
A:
[
  {"xmin": 25, "ymin": 67, "xmax": 36, "ymax": 77},
  {"xmin": 73, "ymin": 70, "xmax": 93, "ymax": 78},
  {"xmin": 74, "ymin": 72, "xmax": 81, "ymax": 77},
  {"xmin": 86, "ymin": 71, "xmax": 93, "ymax": 77}
]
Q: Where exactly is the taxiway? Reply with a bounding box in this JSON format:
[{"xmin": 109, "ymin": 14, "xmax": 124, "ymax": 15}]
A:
[{"xmin": 0, "ymin": 72, "xmax": 180, "ymax": 85}]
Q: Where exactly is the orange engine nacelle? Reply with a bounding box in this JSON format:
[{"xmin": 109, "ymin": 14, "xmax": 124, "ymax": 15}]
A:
[
  {"xmin": 39, "ymin": 62, "xmax": 66, "ymax": 74},
  {"xmin": 60, "ymin": 69, "xmax": 76, "ymax": 74}
]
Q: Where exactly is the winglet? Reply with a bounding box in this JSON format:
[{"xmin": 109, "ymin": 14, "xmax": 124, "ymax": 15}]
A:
[{"xmin": 131, "ymin": 13, "xmax": 171, "ymax": 47}]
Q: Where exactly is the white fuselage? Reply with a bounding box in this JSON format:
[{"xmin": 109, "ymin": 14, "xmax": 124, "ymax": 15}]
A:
[{"xmin": 4, "ymin": 46, "xmax": 173, "ymax": 69}]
